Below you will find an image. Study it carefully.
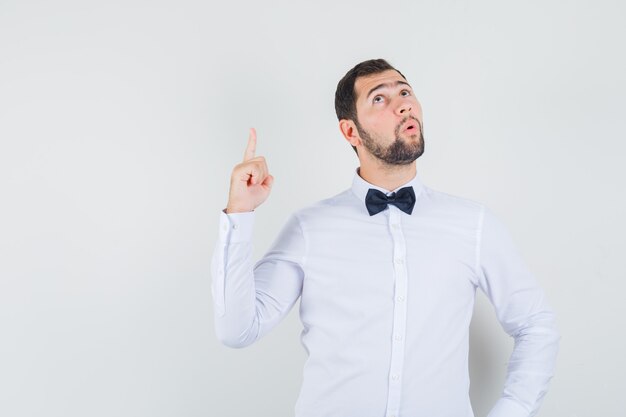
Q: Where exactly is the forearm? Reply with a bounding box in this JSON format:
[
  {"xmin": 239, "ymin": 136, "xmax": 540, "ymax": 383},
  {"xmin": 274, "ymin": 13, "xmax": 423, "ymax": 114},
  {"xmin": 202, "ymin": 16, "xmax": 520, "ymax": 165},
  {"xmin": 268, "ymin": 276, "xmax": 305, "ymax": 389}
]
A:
[
  {"xmin": 211, "ymin": 211, "xmax": 260, "ymax": 348},
  {"xmin": 478, "ymin": 207, "xmax": 560, "ymax": 417},
  {"xmin": 210, "ymin": 210, "xmax": 305, "ymax": 349},
  {"xmin": 488, "ymin": 305, "xmax": 560, "ymax": 417}
]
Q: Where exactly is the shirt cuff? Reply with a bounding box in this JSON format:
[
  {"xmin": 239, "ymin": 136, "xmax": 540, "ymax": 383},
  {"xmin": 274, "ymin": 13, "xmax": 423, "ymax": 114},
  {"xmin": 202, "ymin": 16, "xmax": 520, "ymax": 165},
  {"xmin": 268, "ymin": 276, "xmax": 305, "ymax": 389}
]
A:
[
  {"xmin": 486, "ymin": 397, "xmax": 529, "ymax": 417},
  {"xmin": 219, "ymin": 209, "xmax": 255, "ymax": 243}
]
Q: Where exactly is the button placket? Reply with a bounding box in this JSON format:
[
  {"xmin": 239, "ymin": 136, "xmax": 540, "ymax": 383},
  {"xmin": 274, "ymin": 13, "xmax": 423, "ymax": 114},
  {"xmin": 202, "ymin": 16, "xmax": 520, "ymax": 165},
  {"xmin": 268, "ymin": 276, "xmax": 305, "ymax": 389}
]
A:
[{"xmin": 385, "ymin": 208, "xmax": 408, "ymax": 417}]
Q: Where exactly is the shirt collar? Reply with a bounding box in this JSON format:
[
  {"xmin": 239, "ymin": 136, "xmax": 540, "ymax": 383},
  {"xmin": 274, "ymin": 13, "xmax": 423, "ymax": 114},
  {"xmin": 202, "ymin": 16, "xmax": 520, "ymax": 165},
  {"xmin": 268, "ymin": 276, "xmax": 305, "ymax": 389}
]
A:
[{"xmin": 350, "ymin": 167, "xmax": 425, "ymax": 207}]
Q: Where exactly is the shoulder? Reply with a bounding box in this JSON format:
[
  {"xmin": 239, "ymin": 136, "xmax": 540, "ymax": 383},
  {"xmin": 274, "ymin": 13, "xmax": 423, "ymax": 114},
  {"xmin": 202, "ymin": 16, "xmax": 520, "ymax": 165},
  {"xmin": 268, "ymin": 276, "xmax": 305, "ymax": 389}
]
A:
[
  {"xmin": 419, "ymin": 186, "xmax": 485, "ymax": 220},
  {"xmin": 290, "ymin": 188, "xmax": 360, "ymax": 224}
]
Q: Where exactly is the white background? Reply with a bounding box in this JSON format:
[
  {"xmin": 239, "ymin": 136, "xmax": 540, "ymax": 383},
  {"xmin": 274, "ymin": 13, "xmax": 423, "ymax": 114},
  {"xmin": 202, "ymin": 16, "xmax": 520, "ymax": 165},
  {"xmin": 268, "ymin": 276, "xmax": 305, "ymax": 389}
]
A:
[{"xmin": 1, "ymin": 0, "xmax": 624, "ymax": 416}]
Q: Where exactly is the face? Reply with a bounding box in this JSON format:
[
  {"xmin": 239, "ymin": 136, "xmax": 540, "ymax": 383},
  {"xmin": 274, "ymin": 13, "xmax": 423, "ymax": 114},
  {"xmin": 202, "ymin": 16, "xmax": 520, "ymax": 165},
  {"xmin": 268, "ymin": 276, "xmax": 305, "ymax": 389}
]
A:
[{"xmin": 352, "ymin": 69, "xmax": 424, "ymax": 165}]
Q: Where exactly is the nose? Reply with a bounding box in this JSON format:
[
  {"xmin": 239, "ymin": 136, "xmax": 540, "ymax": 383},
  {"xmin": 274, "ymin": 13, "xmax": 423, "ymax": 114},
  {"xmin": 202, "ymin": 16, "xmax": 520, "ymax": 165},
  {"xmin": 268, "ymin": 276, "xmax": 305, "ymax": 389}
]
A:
[{"xmin": 396, "ymin": 101, "xmax": 412, "ymax": 116}]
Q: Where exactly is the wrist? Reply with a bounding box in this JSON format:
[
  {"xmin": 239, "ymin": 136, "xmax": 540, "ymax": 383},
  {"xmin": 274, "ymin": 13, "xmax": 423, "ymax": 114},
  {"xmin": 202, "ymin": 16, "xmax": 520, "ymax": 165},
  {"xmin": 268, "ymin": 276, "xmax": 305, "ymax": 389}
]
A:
[{"xmin": 225, "ymin": 206, "xmax": 253, "ymax": 214}]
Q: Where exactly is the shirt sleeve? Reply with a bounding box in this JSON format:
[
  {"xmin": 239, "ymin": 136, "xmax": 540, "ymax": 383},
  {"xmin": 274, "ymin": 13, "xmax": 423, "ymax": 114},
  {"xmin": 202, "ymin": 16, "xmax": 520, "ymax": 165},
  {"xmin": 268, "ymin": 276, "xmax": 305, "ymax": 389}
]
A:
[
  {"xmin": 210, "ymin": 209, "xmax": 306, "ymax": 348},
  {"xmin": 476, "ymin": 206, "xmax": 560, "ymax": 417}
]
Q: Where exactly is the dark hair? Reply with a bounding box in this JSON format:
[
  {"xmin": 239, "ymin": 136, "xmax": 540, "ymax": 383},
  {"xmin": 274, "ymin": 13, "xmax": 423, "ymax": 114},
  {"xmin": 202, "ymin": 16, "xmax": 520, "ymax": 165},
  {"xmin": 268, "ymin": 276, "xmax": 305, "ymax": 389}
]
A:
[{"xmin": 335, "ymin": 59, "xmax": 407, "ymax": 154}]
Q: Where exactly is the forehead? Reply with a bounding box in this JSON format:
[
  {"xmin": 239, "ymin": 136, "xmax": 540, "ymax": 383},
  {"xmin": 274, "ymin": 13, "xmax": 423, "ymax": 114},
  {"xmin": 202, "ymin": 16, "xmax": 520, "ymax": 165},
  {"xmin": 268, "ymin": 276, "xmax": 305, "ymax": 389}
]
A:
[{"xmin": 354, "ymin": 69, "xmax": 408, "ymax": 102}]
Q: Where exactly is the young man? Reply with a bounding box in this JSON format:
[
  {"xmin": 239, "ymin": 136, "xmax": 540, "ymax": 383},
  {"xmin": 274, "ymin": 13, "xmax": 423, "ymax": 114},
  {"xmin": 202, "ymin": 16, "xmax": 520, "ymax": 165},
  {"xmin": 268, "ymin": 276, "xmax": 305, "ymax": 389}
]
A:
[{"xmin": 211, "ymin": 59, "xmax": 559, "ymax": 417}]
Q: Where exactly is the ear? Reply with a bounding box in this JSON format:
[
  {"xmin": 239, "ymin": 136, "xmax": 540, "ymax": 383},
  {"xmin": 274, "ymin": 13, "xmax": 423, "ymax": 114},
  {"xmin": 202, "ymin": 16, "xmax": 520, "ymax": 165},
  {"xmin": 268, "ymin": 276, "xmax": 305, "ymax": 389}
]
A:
[{"xmin": 339, "ymin": 119, "xmax": 360, "ymax": 147}]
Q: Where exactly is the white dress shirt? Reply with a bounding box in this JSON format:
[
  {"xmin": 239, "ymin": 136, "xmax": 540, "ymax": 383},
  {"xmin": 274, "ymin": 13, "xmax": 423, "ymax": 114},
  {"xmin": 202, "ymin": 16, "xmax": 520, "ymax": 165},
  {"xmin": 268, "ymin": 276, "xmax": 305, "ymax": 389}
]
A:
[{"xmin": 211, "ymin": 168, "xmax": 559, "ymax": 417}]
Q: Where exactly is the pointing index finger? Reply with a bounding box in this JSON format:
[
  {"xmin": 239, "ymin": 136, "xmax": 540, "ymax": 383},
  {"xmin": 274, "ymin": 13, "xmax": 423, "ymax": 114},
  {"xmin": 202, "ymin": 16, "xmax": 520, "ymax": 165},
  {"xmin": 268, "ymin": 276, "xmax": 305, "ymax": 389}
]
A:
[{"xmin": 243, "ymin": 128, "xmax": 256, "ymax": 161}]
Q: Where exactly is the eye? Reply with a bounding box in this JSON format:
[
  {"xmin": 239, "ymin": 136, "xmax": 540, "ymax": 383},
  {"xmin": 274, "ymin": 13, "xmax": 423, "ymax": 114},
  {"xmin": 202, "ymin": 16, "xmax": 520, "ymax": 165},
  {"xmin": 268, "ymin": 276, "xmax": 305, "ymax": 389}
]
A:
[
  {"xmin": 400, "ymin": 89, "xmax": 411, "ymax": 97},
  {"xmin": 372, "ymin": 95, "xmax": 384, "ymax": 104}
]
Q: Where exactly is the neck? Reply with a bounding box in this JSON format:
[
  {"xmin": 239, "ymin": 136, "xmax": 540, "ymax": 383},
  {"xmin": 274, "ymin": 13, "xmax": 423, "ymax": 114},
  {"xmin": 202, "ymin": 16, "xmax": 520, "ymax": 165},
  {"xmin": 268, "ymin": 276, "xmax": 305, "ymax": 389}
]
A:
[{"xmin": 357, "ymin": 158, "xmax": 417, "ymax": 192}]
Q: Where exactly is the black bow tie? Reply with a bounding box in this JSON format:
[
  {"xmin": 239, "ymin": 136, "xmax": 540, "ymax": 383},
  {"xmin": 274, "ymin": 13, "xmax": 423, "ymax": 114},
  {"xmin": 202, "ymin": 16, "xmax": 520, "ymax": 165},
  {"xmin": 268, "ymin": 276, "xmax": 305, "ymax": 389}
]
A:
[{"xmin": 365, "ymin": 186, "xmax": 416, "ymax": 216}]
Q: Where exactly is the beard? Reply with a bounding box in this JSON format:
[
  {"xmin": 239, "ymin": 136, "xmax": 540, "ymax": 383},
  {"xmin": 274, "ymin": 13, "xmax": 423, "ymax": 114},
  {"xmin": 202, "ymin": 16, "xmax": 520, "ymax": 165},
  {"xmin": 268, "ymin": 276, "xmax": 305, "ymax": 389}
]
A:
[{"xmin": 355, "ymin": 116, "xmax": 425, "ymax": 165}]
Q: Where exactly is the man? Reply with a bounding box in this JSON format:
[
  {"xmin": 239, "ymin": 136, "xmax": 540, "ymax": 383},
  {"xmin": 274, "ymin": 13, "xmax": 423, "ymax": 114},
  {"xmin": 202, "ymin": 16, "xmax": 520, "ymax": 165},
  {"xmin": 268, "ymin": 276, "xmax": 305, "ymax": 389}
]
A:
[{"xmin": 211, "ymin": 59, "xmax": 559, "ymax": 417}]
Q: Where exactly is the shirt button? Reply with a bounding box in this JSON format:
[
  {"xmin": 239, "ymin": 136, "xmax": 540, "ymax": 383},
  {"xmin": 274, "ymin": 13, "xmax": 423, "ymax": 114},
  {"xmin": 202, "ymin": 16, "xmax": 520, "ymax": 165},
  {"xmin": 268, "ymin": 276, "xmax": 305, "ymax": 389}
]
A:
[
  {"xmin": 391, "ymin": 374, "xmax": 399, "ymax": 381},
  {"xmin": 394, "ymin": 334, "xmax": 403, "ymax": 341},
  {"xmin": 392, "ymin": 223, "xmax": 400, "ymax": 229},
  {"xmin": 232, "ymin": 224, "xmax": 238, "ymax": 230},
  {"xmin": 396, "ymin": 295, "xmax": 405, "ymax": 302},
  {"xmin": 394, "ymin": 258, "xmax": 404, "ymax": 265}
]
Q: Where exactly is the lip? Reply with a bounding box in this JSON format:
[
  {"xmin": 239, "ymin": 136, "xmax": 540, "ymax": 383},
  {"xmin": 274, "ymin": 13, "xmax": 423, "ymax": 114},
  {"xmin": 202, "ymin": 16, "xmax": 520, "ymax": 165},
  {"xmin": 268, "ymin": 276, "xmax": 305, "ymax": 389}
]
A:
[{"xmin": 402, "ymin": 120, "xmax": 418, "ymax": 133}]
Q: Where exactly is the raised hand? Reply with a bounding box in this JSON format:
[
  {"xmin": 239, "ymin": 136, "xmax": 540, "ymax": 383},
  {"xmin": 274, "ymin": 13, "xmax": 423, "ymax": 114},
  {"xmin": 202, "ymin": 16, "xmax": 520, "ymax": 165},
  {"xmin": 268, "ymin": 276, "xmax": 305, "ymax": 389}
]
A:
[{"xmin": 225, "ymin": 128, "xmax": 274, "ymax": 213}]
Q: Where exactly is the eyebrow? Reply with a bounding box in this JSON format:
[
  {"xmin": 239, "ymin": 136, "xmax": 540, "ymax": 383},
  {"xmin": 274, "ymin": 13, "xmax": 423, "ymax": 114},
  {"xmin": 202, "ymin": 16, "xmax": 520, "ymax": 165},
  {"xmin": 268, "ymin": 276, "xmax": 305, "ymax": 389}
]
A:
[{"xmin": 365, "ymin": 80, "xmax": 412, "ymax": 100}]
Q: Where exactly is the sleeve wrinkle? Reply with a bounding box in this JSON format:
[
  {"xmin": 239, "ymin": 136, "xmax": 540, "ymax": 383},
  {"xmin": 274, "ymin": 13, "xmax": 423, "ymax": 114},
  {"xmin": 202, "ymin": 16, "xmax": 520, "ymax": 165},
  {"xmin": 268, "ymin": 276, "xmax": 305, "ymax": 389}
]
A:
[
  {"xmin": 474, "ymin": 205, "xmax": 486, "ymax": 286},
  {"xmin": 295, "ymin": 212, "xmax": 308, "ymax": 270}
]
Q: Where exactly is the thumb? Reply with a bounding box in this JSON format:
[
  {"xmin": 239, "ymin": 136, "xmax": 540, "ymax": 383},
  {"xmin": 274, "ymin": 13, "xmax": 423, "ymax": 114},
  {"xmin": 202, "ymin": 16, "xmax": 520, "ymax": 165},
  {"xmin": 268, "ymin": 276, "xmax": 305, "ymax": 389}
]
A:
[{"xmin": 262, "ymin": 174, "xmax": 275, "ymax": 189}]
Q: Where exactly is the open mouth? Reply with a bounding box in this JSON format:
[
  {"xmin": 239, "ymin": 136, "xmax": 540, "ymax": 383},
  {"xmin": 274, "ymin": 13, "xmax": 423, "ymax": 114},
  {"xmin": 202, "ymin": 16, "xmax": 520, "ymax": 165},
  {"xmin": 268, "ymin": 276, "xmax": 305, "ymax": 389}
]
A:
[{"xmin": 403, "ymin": 121, "xmax": 418, "ymax": 133}]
